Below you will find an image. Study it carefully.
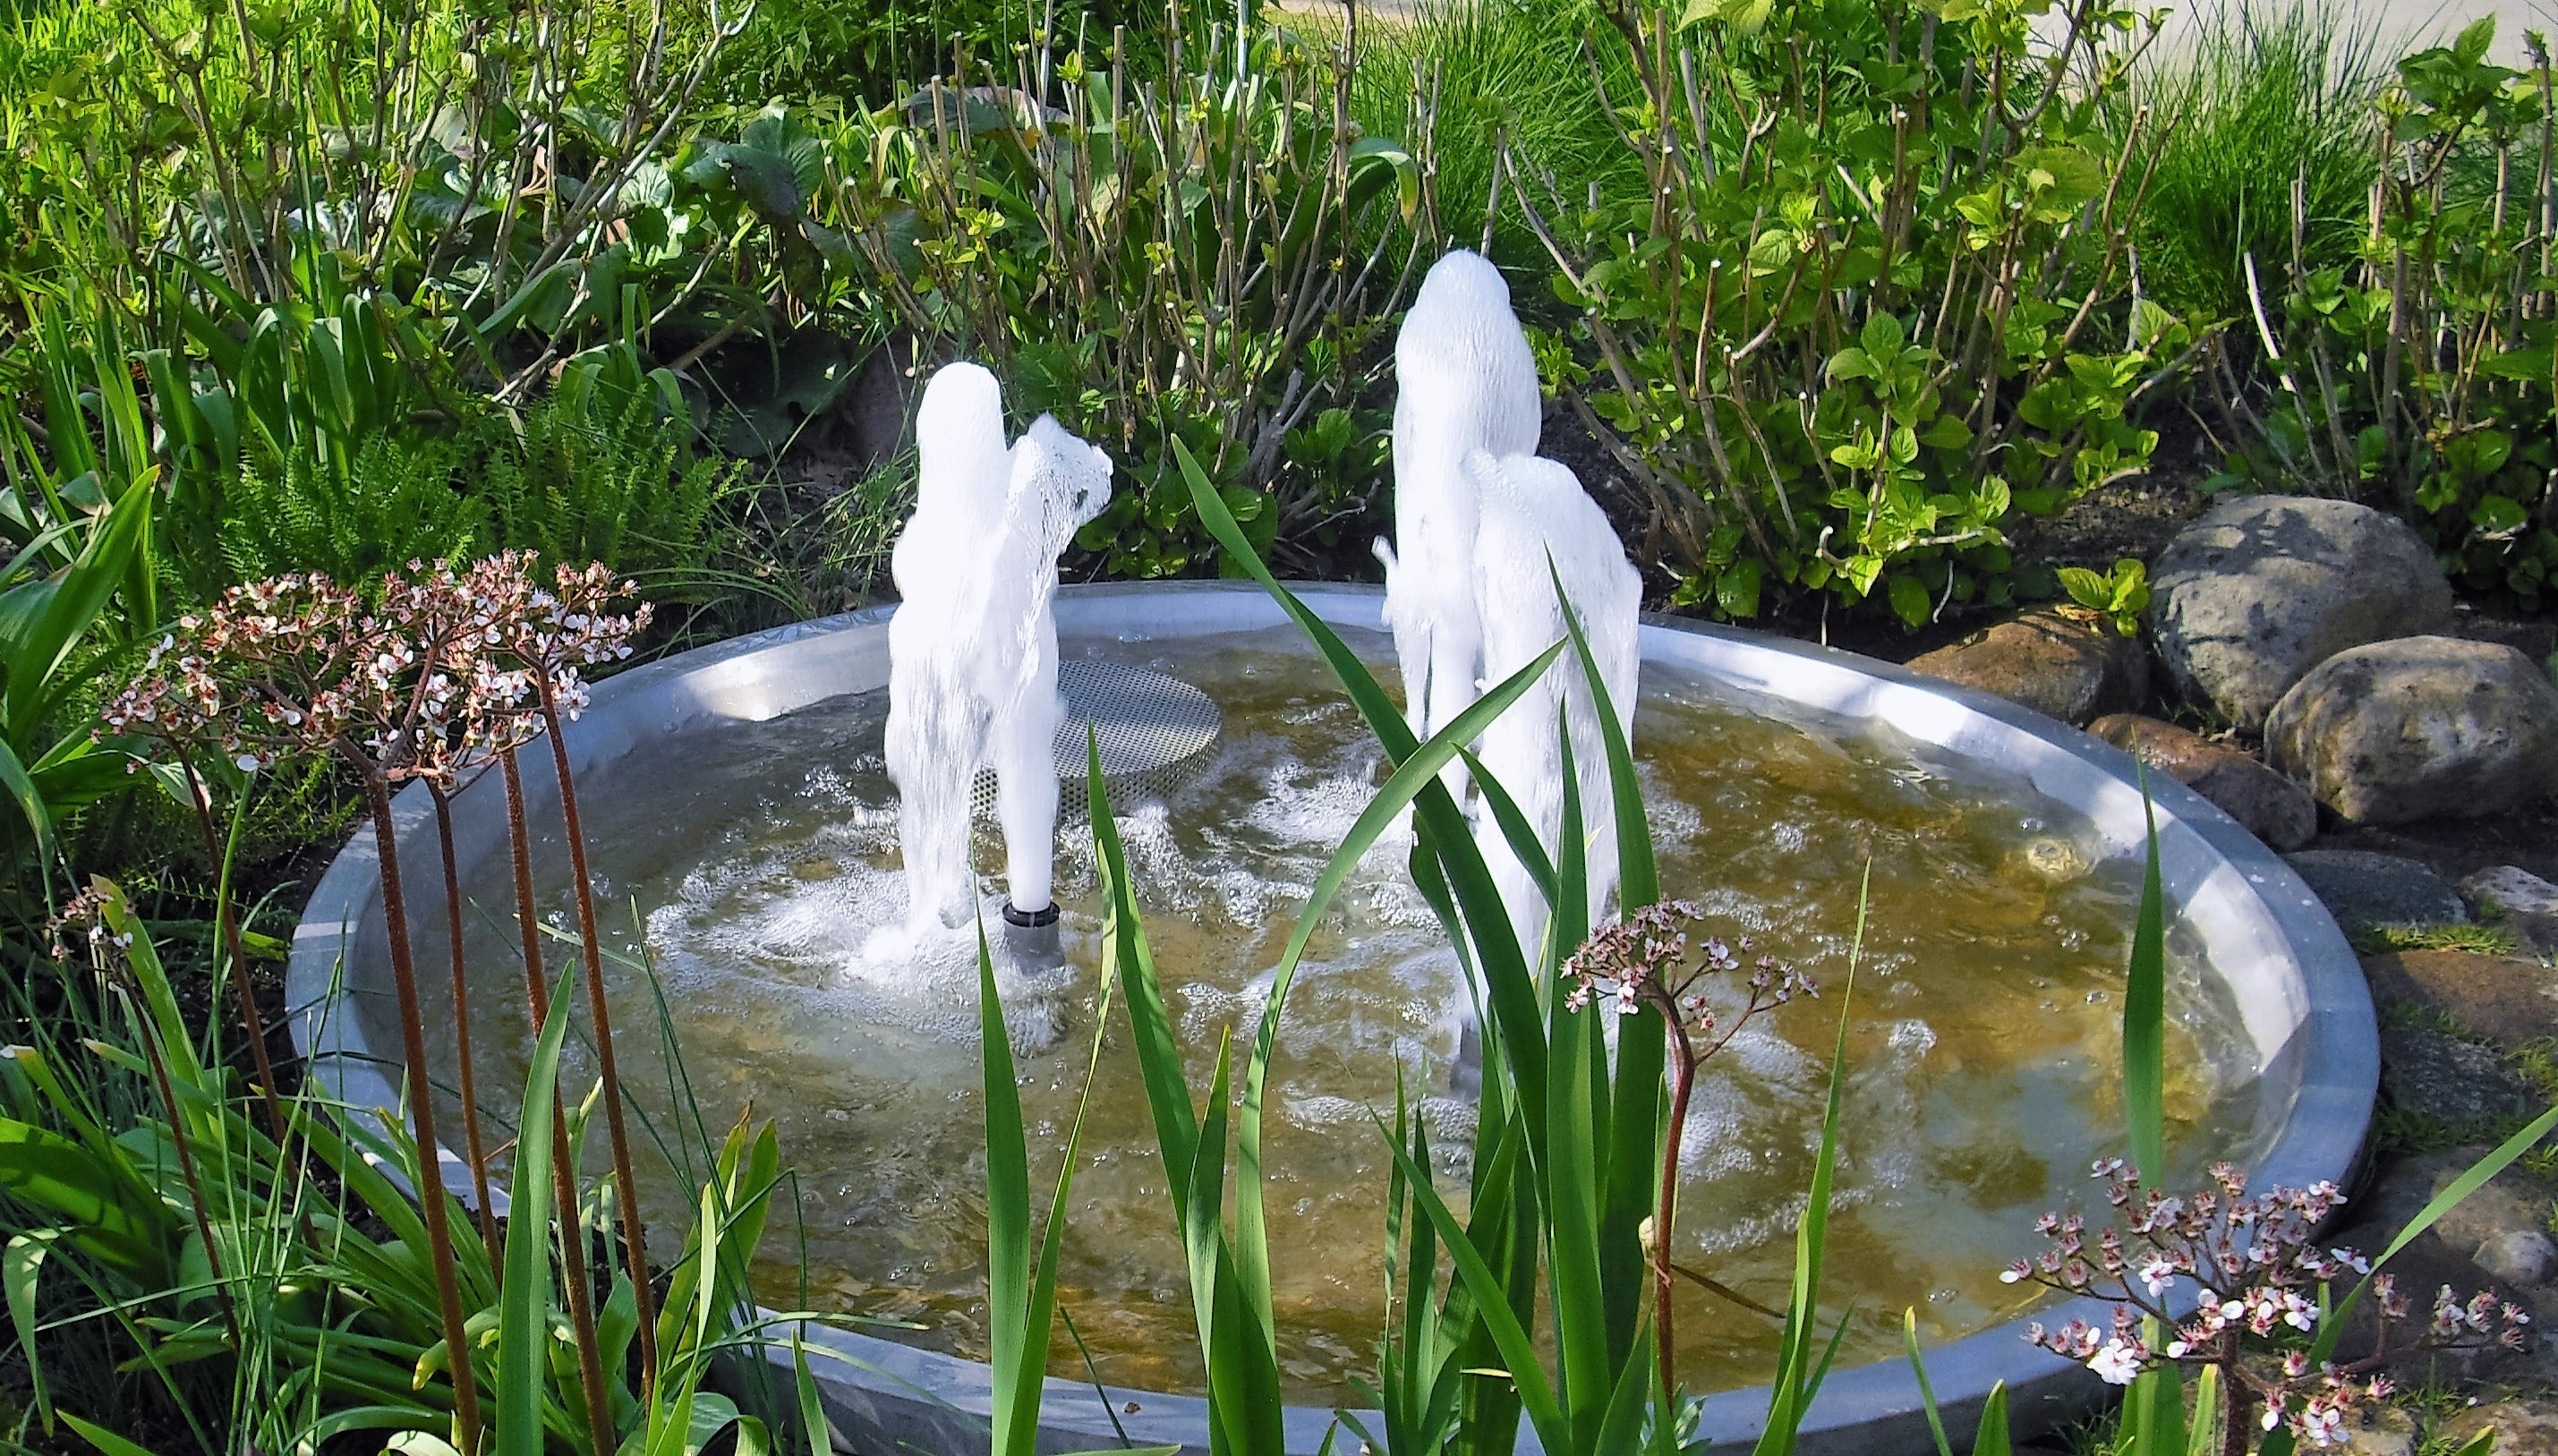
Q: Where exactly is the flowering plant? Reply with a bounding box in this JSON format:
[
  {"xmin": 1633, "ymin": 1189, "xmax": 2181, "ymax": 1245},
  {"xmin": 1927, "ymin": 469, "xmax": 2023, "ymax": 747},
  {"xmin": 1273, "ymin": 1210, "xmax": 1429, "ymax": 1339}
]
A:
[
  {"xmin": 1561, "ymin": 899, "xmax": 1814, "ymax": 1391},
  {"xmin": 2008, "ymin": 1161, "xmax": 2528, "ymax": 1449}
]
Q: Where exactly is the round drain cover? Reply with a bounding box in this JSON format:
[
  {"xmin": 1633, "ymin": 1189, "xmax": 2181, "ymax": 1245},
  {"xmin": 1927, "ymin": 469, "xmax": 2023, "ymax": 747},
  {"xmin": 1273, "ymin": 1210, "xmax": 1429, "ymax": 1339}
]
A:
[{"xmin": 970, "ymin": 660, "xmax": 1222, "ymax": 820}]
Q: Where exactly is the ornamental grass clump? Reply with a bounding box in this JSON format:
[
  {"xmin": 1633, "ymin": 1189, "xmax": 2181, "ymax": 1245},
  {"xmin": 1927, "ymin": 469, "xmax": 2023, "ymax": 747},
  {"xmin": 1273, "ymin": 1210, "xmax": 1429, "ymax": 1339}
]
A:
[{"xmin": 2009, "ymin": 1160, "xmax": 2527, "ymax": 1451}]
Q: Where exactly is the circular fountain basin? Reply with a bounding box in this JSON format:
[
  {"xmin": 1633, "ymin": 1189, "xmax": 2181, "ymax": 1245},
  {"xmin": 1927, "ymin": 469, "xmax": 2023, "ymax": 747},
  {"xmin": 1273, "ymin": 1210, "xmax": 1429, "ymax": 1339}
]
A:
[{"xmin": 287, "ymin": 581, "xmax": 2375, "ymax": 1455}]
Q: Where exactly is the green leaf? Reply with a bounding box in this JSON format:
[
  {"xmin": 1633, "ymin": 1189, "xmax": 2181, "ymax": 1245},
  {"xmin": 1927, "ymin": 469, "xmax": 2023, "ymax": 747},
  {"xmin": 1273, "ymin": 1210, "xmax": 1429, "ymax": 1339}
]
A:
[
  {"xmin": 2055, "ymin": 566, "xmax": 2110, "ymax": 609},
  {"xmin": 1753, "ymin": 873, "xmax": 1865, "ymax": 1456},
  {"xmin": 1971, "ymin": 1382, "xmax": 2011, "ymax": 1456},
  {"xmin": 62, "ymin": 1413, "xmax": 167, "ymax": 1456},
  {"xmin": 1887, "ymin": 573, "xmax": 1931, "ymax": 627},
  {"xmin": 1902, "ymin": 1308, "xmax": 1955, "ymax": 1456},
  {"xmin": 1916, "ymin": 414, "xmax": 1974, "ymax": 451},
  {"xmin": 497, "ymin": 963, "xmax": 580, "ymax": 1456},
  {"xmin": 980, "ymin": 919, "xmax": 1036, "ymax": 1456},
  {"xmin": 1860, "ymin": 311, "xmax": 1906, "ymax": 358},
  {"xmin": 2473, "ymin": 494, "xmax": 2529, "ymax": 534},
  {"xmin": 1716, "ymin": 559, "xmax": 1763, "ymax": 618},
  {"xmin": 2456, "ymin": 13, "xmax": 2497, "ymax": 63},
  {"xmin": 5, "ymin": 1230, "xmax": 61, "ymax": 1430},
  {"xmin": 2123, "ymin": 782, "xmax": 2167, "ymax": 1186}
]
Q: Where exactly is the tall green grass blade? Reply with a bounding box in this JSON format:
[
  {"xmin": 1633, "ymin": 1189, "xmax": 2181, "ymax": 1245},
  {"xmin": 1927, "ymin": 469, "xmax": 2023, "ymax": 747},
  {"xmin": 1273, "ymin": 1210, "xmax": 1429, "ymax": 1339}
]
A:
[
  {"xmin": 2186, "ymin": 1363, "xmax": 2221, "ymax": 1456},
  {"xmin": 1752, "ymin": 865, "xmax": 1866, "ymax": 1456},
  {"xmin": 791, "ymin": 1333, "xmax": 828, "ymax": 1456},
  {"xmin": 497, "ymin": 963, "xmax": 581, "ymax": 1456},
  {"xmin": 2123, "ymin": 779, "xmax": 2168, "ymax": 1186},
  {"xmin": 1175, "ymin": 434, "xmax": 1553, "ymax": 1172},
  {"xmin": 1971, "ymin": 1382, "xmax": 2011, "ymax": 1456},
  {"xmin": 4, "ymin": 1230, "xmax": 59, "ymax": 1430},
  {"xmin": 1377, "ymin": 1125, "xmax": 1572, "ymax": 1453},
  {"xmin": 1901, "ymin": 1307, "xmax": 1955, "ymax": 1456},
  {"xmin": 61, "ymin": 1412, "xmax": 166, "ymax": 1456},
  {"xmin": 1090, "ymin": 753, "xmax": 1283, "ymax": 1456},
  {"xmin": 1541, "ymin": 725, "xmax": 1611, "ymax": 1441},
  {"xmin": 1232, "ymin": 629, "xmax": 1564, "ymax": 1362},
  {"xmin": 2121, "ymin": 1317, "xmax": 2185, "ymax": 1456},
  {"xmin": 984, "ymin": 902, "xmax": 1120, "ymax": 1456},
  {"xmin": 980, "ymin": 919, "xmax": 1036, "ymax": 1456}
]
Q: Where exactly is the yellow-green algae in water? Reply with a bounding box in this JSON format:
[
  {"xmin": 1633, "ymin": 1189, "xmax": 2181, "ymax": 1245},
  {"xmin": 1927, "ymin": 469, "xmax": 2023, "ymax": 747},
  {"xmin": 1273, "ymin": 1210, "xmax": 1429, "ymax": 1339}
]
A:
[{"xmin": 410, "ymin": 625, "xmax": 2267, "ymax": 1403}]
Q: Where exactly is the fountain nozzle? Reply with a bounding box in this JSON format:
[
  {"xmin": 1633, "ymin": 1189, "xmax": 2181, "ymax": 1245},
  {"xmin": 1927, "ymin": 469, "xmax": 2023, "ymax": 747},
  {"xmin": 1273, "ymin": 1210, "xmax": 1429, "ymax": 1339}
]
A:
[{"xmin": 1000, "ymin": 899, "xmax": 1063, "ymax": 967}]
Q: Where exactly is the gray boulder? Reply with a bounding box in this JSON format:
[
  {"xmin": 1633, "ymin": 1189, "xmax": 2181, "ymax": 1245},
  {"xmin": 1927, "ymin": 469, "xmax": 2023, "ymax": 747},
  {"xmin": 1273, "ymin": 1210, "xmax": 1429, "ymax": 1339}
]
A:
[
  {"xmin": 2087, "ymin": 712, "xmax": 2318, "ymax": 849},
  {"xmin": 2285, "ymin": 848, "xmax": 2466, "ymax": 932},
  {"xmin": 1907, "ymin": 609, "xmax": 2147, "ymax": 726},
  {"xmin": 2265, "ymin": 636, "xmax": 2558, "ymax": 824},
  {"xmin": 2149, "ymin": 495, "xmax": 2453, "ymax": 729}
]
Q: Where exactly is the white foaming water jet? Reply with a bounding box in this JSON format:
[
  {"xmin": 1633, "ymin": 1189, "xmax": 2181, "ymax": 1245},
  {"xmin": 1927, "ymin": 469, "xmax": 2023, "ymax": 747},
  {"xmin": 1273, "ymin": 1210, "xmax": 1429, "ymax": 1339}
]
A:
[
  {"xmin": 881, "ymin": 362, "xmax": 1113, "ymax": 949},
  {"xmin": 1374, "ymin": 249, "xmax": 1540, "ymax": 796},
  {"xmin": 1465, "ymin": 449, "xmax": 1641, "ymax": 965},
  {"xmin": 1374, "ymin": 249, "xmax": 1641, "ymax": 963}
]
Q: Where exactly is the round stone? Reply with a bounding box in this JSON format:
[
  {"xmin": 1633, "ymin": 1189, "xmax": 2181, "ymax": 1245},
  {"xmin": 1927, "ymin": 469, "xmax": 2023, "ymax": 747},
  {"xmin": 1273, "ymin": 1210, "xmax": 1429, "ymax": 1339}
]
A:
[{"xmin": 2477, "ymin": 1229, "xmax": 2558, "ymax": 1287}]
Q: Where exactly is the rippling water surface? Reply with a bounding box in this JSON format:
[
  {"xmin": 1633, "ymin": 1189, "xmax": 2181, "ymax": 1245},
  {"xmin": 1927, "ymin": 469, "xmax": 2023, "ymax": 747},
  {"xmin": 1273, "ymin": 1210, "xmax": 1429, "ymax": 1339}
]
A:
[{"xmin": 414, "ymin": 624, "xmax": 2269, "ymax": 1400}]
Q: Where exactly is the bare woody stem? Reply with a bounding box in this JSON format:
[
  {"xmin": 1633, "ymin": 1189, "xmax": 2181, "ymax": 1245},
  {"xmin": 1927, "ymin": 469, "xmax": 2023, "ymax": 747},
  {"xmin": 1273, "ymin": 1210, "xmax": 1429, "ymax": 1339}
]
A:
[
  {"xmin": 179, "ymin": 755, "xmax": 288, "ymax": 1146},
  {"xmin": 536, "ymin": 682, "xmax": 660, "ymax": 1390},
  {"xmin": 503, "ymin": 745, "xmax": 616, "ymax": 1456},
  {"xmin": 431, "ymin": 782, "xmax": 500, "ymax": 1264},
  {"xmin": 347, "ymin": 754, "xmax": 483, "ymax": 1456}
]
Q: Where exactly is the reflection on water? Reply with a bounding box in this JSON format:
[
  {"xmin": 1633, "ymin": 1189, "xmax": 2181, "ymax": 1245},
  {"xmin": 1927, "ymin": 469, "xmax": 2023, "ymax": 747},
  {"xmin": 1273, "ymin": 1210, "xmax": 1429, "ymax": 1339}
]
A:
[{"xmin": 405, "ymin": 624, "xmax": 2268, "ymax": 1401}]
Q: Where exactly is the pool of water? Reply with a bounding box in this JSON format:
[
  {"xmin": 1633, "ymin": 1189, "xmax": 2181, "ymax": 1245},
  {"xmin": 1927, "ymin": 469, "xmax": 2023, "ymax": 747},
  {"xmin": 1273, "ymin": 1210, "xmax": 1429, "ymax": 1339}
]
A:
[{"xmin": 403, "ymin": 623, "xmax": 2269, "ymax": 1401}]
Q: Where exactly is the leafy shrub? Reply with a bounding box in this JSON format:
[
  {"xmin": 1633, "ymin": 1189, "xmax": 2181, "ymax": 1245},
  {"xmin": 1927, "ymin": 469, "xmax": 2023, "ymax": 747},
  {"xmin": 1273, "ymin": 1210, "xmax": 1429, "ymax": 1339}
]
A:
[
  {"xmin": 2205, "ymin": 18, "xmax": 2558, "ymax": 608},
  {"xmin": 823, "ymin": 22, "xmax": 1441, "ymax": 575},
  {"xmin": 709, "ymin": 0, "xmax": 1163, "ymax": 110},
  {"xmin": 1510, "ymin": 0, "xmax": 2192, "ymax": 626}
]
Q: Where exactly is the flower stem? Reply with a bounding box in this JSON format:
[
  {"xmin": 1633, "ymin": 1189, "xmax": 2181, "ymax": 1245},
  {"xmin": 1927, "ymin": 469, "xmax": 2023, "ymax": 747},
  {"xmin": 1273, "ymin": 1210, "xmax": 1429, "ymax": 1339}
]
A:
[
  {"xmin": 431, "ymin": 782, "xmax": 500, "ymax": 1264},
  {"xmin": 354, "ymin": 758, "xmax": 483, "ymax": 1456},
  {"xmin": 1654, "ymin": 995, "xmax": 1699, "ymax": 1397},
  {"xmin": 538, "ymin": 685, "xmax": 660, "ymax": 1392}
]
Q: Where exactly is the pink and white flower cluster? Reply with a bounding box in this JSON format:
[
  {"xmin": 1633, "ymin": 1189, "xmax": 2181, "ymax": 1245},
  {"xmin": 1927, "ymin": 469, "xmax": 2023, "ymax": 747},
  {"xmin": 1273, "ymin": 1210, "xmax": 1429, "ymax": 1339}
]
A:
[
  {"xmin": 2011, "ymin": 1161, "xmax": 2527, "ymax": 1447},
  {"xmin": 1560, "ymin": 899, "xmax": 1812, "ymax": 1041},
  {"xmin": 101, "ymin": 556, "xmax": 649, "ymax": 784}
]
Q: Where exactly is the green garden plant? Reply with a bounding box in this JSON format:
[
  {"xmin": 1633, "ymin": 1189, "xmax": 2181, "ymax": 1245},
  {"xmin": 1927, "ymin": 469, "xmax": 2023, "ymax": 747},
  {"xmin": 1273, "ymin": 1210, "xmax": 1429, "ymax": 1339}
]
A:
[
  {"xmin": 2108, "ymin": 1, "xmax": 2384, "ymax": 325},
  {"xmin": 1510, "ymin": 0, "xmax": 2196, "ymax": 626},
  {"xmin": 2205, "ymin": 17, "xmax": 2558, "ymax": 608},
  {"xmin": 827, "ymin": 21, "xmax": 1440, "ymax": 575},
  {"xmin": 1158, "ymin": 439, "xmax": 1876, "ymax": 1456}
]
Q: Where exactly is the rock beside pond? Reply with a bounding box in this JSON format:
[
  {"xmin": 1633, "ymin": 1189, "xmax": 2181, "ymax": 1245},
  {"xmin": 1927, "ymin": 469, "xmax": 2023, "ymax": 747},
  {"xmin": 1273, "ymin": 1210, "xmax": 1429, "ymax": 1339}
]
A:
[
  {"xmin": 2086, "ymin": 713, "xmax": 2317, "ymax": 849},
  {"xmin": 2478, "ymin": 1229, "xmax": 2558, "ymax": 1287},
  {"xmin": 2286, "ymin": 849, "xmax": 2468, "ymax": 933},
  {"xmin": 2363, "ymin": 950, "xmax": 2558, "ymax": 1051},
  {"xmin": 2468, "ymin": 865, "xmax": 2558, "ymax": 958},
  {"xmin": 2149, "ymin": 495, "xmax": 2453, "ymax": 730},
  {"xmin": 1906, "ymin": 609, "xmax": 2147, "ymax": 726},
  {"xmin": 2343, "ymin": 1404, "xmax": 2417, "ymax": 1456},
  {"xmin": 2441, "ymin": 1398, "xmax": 2558, "ymax": 1456},
  {"xmin": 2352, "ymin": 1150, "xmax": 2558, "ymax": 1266},
  {"xmin": 2265, "ymin": 637, "xmax": 2558, "ymax": 824},
  {"xmin": 2469, "ymin": 865, "xmax": 2558, "ymax": 918},
  {"xmin": 2378, "ymin": 1025, "xmax": 2544, "ymax": 1129}
]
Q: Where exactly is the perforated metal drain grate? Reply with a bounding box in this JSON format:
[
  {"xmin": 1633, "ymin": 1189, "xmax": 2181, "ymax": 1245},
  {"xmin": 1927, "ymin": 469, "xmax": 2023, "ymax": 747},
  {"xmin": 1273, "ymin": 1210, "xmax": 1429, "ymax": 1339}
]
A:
[{"xmin": 968, "ymin": 660, "xmax": 1223, "ymax": 821}]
